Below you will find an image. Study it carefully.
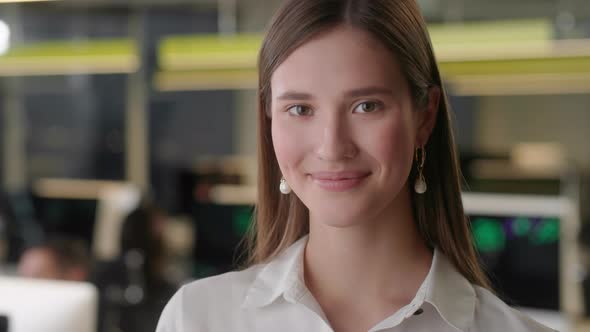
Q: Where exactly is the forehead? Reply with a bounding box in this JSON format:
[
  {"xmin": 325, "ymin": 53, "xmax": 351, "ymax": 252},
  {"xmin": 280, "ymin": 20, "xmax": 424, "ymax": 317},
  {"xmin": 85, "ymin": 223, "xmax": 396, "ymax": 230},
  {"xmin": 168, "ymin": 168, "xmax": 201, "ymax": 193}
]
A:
[{"xmin": 271, "ymin": 25, "xmax": 405, "ymax": 98}]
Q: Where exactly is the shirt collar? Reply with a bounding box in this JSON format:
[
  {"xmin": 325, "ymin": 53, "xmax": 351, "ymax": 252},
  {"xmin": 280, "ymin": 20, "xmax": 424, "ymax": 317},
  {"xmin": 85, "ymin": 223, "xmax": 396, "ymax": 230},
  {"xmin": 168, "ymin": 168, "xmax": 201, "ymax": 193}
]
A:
[
  {"xmin": 242, "ymin": 236, "xmax": 308, "ymax": 308},
  {"xmin": 242, "ymin": 235, "xmax": 476, "ymax": 331},
  {"xmin": 424, "ymin": 249, "xmax": 477, "ymax": 331}
]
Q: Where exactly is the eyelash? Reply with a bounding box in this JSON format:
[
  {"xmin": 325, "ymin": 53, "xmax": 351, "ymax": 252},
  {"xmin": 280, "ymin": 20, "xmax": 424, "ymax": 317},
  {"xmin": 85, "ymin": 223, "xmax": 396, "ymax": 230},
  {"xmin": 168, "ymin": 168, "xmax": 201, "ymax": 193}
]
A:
[
  {"xmin": 353, "ymin": 101, "xmax": 384, "ymax": 113},
  {"xmin": 286, "ymin": 104, "xmax": 313, "ymax": 116},
  {"xmin": 285, "ymin": 101, "xmax": 384, "ymax": 117}
]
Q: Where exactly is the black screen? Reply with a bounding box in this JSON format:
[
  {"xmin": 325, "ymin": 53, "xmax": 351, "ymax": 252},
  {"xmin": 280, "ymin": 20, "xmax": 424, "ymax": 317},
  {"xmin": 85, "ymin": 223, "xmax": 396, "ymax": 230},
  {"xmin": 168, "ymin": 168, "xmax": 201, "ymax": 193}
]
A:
[
  {"xmin": 470, "ymin": 214, "xmax": 560, "ymax": 310},
  {"xmin": 192, "ymin": 203, "xmax": 253, "ymax": 278},
  {"xmin": 0, "ymin": 315, "xmax": 8, "ymax": 332}
]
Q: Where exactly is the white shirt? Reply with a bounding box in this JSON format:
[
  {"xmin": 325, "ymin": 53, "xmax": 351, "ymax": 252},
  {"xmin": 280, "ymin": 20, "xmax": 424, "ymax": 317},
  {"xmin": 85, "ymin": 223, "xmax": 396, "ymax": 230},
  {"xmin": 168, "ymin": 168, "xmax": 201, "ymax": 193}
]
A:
[{"xmin": 157, "ymin": 235, "xmax": 555, "ymax": 332}]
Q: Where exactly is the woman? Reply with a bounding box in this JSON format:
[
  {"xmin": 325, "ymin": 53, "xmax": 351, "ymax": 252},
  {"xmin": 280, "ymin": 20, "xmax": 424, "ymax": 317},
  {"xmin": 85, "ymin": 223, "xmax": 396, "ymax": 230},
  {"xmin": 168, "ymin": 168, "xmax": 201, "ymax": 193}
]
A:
[{"xmin": 157, "ymin": 0, "xmax": 554, "ymax": 331}]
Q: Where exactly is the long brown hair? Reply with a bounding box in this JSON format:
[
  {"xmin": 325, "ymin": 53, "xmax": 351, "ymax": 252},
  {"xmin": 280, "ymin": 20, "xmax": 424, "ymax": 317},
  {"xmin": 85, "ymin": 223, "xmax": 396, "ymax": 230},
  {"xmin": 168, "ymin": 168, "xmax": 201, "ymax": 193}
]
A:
[{"xmin": 247, "ymin": 0, "xmax": 490, "ymax": 289}]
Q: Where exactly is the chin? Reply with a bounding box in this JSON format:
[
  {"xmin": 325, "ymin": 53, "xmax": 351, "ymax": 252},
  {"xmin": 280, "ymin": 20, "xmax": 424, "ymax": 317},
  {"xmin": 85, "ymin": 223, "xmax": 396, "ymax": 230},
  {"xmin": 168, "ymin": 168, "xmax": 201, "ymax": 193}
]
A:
[{"xmin": 308, "ymin": 203, "xmax": 370, "ymax": 228}]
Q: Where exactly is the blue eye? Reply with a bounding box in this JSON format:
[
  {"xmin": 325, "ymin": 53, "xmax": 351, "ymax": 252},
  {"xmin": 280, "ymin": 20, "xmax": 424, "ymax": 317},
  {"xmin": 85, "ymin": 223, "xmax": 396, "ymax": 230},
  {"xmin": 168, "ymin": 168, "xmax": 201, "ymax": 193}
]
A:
[
  {"xmin": 287, "ymin": 105, "xmax": 313, "ymax": 116},
  {"xmin": 353, "ymin": 101, "xmax": 380, "ymax": 113}
]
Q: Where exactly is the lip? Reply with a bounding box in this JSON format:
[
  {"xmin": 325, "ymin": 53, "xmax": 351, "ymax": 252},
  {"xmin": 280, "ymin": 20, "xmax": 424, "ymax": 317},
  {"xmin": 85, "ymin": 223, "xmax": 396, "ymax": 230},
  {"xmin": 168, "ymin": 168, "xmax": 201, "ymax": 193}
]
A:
[{"xmin": 309, "ymin": 171, "xmax": 371, "ymax": 192}]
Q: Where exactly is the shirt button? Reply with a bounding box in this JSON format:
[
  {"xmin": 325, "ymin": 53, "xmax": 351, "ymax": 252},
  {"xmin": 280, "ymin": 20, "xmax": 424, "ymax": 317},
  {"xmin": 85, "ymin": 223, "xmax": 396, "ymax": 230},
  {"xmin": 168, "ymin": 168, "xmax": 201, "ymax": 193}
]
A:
[{"xmin": 413, "ymin": 308, "xmax": 424, "ymax": 316}]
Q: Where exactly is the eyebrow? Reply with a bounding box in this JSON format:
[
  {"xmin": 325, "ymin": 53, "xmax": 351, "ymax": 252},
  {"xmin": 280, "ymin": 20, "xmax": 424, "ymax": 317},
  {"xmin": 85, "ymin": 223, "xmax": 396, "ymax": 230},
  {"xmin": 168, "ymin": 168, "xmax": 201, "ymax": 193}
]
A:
[
  {"xmin": 345, "ymin": 86, "xmax": 394, "ymax": 98},
  {"xmin": 276, "ymin": 86, "xmax": 394, "ymax": 101}
]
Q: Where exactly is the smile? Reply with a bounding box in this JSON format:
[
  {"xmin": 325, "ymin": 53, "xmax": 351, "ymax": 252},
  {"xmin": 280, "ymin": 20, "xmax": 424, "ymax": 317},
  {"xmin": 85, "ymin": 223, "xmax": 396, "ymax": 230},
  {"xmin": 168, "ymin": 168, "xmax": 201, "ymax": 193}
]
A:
[{"xmin": 309, "ymin": 171, "xmax": 371, "ymax": 192}]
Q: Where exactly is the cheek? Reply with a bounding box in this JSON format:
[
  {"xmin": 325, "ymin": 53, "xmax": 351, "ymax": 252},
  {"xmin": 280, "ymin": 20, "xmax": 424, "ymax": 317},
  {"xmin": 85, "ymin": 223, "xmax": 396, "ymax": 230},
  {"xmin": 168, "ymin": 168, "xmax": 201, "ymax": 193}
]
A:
[
  {"xmin": 271, "ymin": 119, "xmax": 305, "ymax": 175},
  {"xmin": 370, "ymin": 113, "xmax": 416, "ymax": 173}
]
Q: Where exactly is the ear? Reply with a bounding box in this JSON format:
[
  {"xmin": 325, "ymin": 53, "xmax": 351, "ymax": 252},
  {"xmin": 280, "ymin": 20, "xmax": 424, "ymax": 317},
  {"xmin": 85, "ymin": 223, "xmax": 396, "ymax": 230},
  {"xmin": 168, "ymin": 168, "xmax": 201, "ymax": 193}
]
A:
[{"xmin": 415, "ymin": 87, "xmax": 441, "ymax": 147}]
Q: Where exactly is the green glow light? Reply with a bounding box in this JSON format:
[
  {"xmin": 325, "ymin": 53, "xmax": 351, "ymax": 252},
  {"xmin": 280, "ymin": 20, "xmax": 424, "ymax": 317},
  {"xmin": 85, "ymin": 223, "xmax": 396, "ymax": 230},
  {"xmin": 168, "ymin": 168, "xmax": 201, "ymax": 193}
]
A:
[
  {"xmin": 472, "ymin": 218, "xmax": 506, "ymax": 253},
  {"xmin": 530, "ymin": 218, "xmax": 559, "ymax": 245},
  {"xmin": 233, "ymin": 207, "xmax": 253, "ymax": 237},
  {"xmin": 512, "ymin": 217, "xmax": 532, "ymax": 237}
]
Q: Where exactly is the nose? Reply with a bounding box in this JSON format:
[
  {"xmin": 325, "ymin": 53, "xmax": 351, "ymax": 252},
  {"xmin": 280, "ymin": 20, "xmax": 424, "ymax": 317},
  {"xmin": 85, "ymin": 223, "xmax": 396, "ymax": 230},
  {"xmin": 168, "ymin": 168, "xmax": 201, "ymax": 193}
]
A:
[{"xmin": 314, "ymin": 112, "xmax": 358, "ymax": 161}]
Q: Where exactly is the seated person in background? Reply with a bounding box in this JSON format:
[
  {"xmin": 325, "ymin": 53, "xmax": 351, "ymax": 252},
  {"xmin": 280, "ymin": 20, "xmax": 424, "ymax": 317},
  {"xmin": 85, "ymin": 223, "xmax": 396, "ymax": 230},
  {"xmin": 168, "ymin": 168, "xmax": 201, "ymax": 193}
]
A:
[
  {"xmin": 92, "ymin": 201, "xmax": 177, "ymax": 332},
  {"xmin": 17, "ymin": 236, "xmax": 89, "ymax": 282}
]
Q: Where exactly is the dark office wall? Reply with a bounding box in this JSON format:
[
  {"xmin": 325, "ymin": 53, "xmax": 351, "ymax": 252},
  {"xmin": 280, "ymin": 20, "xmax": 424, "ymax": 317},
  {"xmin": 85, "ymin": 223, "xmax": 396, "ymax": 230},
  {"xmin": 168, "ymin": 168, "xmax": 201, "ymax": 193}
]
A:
[
  {"xmin": 5, "ymin": 5, "xmax": 224, "ymax": 183},
  {"xmin": 21, "ymin": 74, "xmax": 126, "ymax": 180},
  {"xmin": 18, "ymin": 5, "xmax": 130, "ymax": 41},
  {"xmin": 150, "ymin": 91, "xmax": 235, "ymax": 166},
  {"xmin": 0, "ymin": 94, "xmax": 3, "ymax": 185},
  {"xmin": 448, "ymin": 95, "xmax": 478, "ymax": 151}
]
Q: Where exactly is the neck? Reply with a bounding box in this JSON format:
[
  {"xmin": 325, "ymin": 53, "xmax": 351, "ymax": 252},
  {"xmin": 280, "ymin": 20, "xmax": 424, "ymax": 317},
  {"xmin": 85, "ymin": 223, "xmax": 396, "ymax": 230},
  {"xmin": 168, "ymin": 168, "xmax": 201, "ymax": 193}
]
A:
[{"xmin": 303, "ymin": 187, "xmax": 433, "ymax": 315}]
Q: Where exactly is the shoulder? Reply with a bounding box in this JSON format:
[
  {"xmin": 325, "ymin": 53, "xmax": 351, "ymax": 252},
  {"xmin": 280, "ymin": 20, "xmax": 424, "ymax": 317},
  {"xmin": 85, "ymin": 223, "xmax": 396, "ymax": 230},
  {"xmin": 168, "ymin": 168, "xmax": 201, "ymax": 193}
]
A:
[
  {"xmin": 471, "ymin": 286, "xmax": 557, "ymax": 332},
  {"xmin": 156, "ymin": 265, "xmax": 263, "ymax": 332},
  {"xmin": 181, "ymin": 264, "xmax": 262, "ymax": 301}
]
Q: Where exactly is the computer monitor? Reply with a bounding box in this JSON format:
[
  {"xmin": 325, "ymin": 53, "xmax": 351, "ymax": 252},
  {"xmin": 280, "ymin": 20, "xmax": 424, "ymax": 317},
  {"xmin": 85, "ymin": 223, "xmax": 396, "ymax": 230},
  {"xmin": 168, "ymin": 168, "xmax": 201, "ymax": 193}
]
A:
[
  {"xmin": 462, "ymin": 192, "xmax": 578, "ymax": 332},
  {"xmin": 192, "ymin": 203, "xmax": 253, "ymax": 278},
  {"xmin": 0, "ymin": 277, "xmax": 98, "ymax": 332},
  {"xmin": 0, "ymin": 315, "xmax": 7, "ymax": 332},
  {"xmin": 30, "ymin": 195, "xmax": 98, "ymax": 246}
]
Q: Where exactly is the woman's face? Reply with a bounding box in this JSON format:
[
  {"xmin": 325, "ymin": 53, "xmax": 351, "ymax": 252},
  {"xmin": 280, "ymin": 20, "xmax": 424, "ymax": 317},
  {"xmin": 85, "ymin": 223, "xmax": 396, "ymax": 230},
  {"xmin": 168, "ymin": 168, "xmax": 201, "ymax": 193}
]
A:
[{"xmin": 270, "ymin": 25, "xmax": 428, "ymax": 227}]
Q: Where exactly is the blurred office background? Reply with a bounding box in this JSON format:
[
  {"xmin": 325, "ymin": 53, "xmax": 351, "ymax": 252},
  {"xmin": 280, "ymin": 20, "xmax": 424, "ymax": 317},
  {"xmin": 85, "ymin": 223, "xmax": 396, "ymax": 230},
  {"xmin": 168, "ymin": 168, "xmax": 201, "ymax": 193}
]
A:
[{"xmin": 0, "ymin": 0, "xmax": 590, "ymax": 331}]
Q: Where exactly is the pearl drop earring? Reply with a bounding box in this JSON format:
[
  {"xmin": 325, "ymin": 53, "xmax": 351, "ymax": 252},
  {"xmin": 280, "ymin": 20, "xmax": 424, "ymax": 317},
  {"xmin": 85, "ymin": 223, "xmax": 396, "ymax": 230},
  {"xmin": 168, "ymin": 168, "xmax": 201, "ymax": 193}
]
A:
[
  {"xmin": 279, "ymin": 177, "xmax": 291, "ymax": 194},
  {"xmin": 414, "ymin": 146, "xmax": 427, "ymax": 194}
]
